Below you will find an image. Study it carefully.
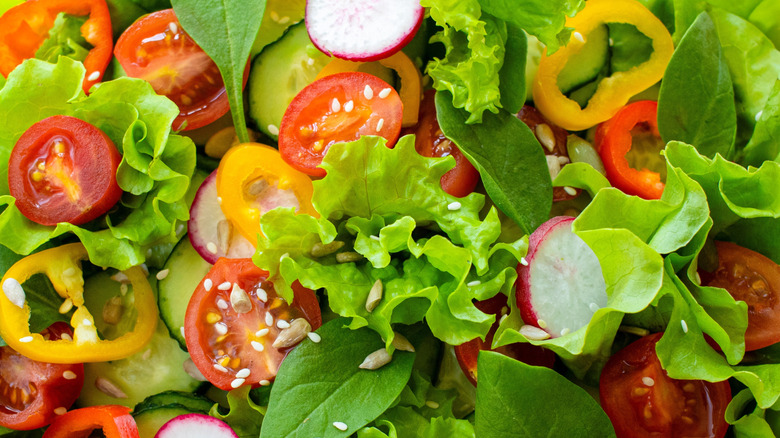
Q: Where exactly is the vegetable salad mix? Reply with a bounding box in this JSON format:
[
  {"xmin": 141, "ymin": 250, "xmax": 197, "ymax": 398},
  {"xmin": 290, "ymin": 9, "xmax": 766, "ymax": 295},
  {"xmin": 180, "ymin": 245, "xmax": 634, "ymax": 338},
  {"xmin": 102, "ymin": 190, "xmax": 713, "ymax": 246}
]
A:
[{"xmin": 0, "ymin": 0, "xmax": 778, "ymax": 436}]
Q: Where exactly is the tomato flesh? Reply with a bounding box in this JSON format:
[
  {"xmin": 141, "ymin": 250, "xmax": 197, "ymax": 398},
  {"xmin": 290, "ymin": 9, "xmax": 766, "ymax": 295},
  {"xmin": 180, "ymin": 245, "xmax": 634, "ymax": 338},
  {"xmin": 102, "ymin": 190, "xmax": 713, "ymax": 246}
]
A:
[
  {"xmin": 279, "ymin": 72, "xmax": 403, "ymax": 177},
  {"xmin": 699, "ymin": 241, "xmax": 780, "ymax": 351},
  {"xmin": 600, "ymin": 333, "xmax": 731, "ymax": 438},
  {"xmin": 115, "ymin": 9, "xmax": 236, "ymax": 131},
  {"xmin": 8, "ymin": 115, "xmax": 122, "ymax": 226},
  {"xmin": 185, "ymin": 259, "xmax": 321, "ymax": 391},
  {"xmin": 0, "ymin": 323, "xmax": 84, "ymax": 430}
]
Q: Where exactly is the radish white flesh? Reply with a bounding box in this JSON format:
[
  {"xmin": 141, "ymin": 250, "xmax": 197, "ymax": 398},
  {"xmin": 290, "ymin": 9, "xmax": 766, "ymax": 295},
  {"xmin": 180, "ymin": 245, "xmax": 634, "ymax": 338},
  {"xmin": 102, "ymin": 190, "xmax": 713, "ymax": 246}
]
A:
[
  {"xmin": 155, "ymin": 413, "xmax": 238, "ymax": 438},
  {"xmin": 306, "ymin": 0, "xmax": 424, "ymax": 62},
  {"xmin": 517, "ymin": 216, "xmax": 607, "ymax": 338},
  {"xmin": 188, "ymin": 171, "xmax": 254, "ymax": 264}
]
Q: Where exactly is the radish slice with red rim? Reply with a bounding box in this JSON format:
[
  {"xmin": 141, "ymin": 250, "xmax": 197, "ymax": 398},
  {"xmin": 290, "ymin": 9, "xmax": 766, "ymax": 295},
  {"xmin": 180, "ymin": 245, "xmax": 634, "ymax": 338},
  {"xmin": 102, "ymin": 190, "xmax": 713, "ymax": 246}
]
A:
[
  {"xmin": 155, "ymin": 413, "xmax": 238, "ymax": 438},
  {"xmin": 188, "ymin": 170, "xmax": 255, "ymax": 264},
  {"xmin": 516, "ymin": 216, "xmax": 608, "ymax": 338},
  {"xmin": 305, "ymin": 0, "xmax": 424, "ymax": 61}
]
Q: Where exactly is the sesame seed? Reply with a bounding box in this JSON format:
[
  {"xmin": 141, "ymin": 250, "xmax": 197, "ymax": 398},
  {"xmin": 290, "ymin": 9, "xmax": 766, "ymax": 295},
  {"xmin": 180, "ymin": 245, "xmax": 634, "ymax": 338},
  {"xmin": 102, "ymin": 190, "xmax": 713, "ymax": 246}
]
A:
[
  {"xmin": 270, "ymin": 10, "xmax": 279, "ymax": 21},
  {"xmin": 519, "ymin": 324, "xmax": 551, "ymax": 340},
  {"xmin": 61, "ymin": 333, "xmax": 72, "ymax": 342},
  {"xmin": 19, "ymin": 336, "xmax": 33, "ymax": 343},
  {"xmin": 257, "ymin": 288, "xmax": 268, "ymax": 302},
  {"xmin": 363, "ymin": 85, "xmax": 374, "ymax": 100},
  {"xmin": 230, "ymin": 378, "xmax": 245, "ymax": 388},
  {"xmin": 235, "ymin": 368, "xmax": 251, "ymax": 378},
  {"xmin": 560, "ymin": 328, "xmax": 570, "ymax": 336},
  {"xmin": 63, "ymin": 267, "xmax": 76, "ymax": 277},
  {"xmin": 218, "ymin": 282, "xmax": 232, "ymax": 291},
  {"xmin": 54, "ymin": 407, "xmax": 67, "ymax": 415},
  {"xmin": 563, "ymin": 186, "xmax": 577, "ymax": 196},
  {"xmin": 573, "ymin": 31, "xmax": 585, "ymax": 43},
  {"xmin": 642, "ymin": 377, "xmax": 655, "ymax": 386},
  {"xmin": 331, "ymin": 98, "xmax": 341, "ymax": 112},
  {"xmin": 537, "ymin": 319, "xmax": 548, "ymax": 329},
  {"xmin": 756, "ymin": 110, "xmax": 763, "ymax": 121},
  {"xmin": 376, "ymin": 118, "xmax": 384, "ymax": 131},
  {"xmin": 306, "ymin": 58, "xmax": 315, "ymax": 66},
  {"xmin": 681, "ymin": 319, "xmax": 689, "ymax": 333},
  {"xmin": 207, "ymin": 242, "xmax": 218, "ymax": 254},
  {"xmin": 256, "ymin": 328, "xmax": 270, "ymax": 337},
  {"xmin": 259, "ymin": 379, "xmax": 270, "ymax": 386},
  {"xmin": 425, "ymin": 400, "xmax": 440, "ymax": 409},
  {"xmin": 217, "ymin": 298, "xmax": 229, "ymax": 310},
  {"xmin": 333, "ymin": 422, "xmax": 348, "ymax": 431},
  {"xmin": 204, "ymin": 279, "xmax": 213, "ymax": 291},
  {"xmin": 156, "ymin": 269, "xmax": 170, "ymax": 280},
  {"xmin": 214, "ymin": 322, "xmax": 228, "ymax": 335},
  {"xmin": 213, "ymin": 364, "xmax": 228, "ymax": 372},
  {"xmin": 82, "ymin": 319, "xmax": 92, "ymax": 326},
  {"xmin": 467, "ymin": 280, "xmax": 481, "ymax": 287},
  {"xmin": 370, "ymin": 235, "xmax": 380, "ymax": 241},
  {"xmin": 2, "ymin": 278, "xmax": 25, "ymax": 308},
  {"xmin": 265, "ymin": 312, "xmax": 274, "ymax": 327},
  {"xmin": 589, "ymin": 303, "xmax": 600, "ymax": 312},
  {"xmin": 520, "ymin": 257, "xmax": 529, "ymax": 266},
  {"xmin": 216, "ymin": 197, "xmax": 222, "ymax": 205},
  {"xmin": 168, "ymin": 22, "xmax": 178, "ymax": 34},
  {"xmin": 279, "ymin": 16, "xmax": 290, "ymax": 24},
  {"xmin": 277, "ymin": 319, "xmax": 291, "ymax": 329},
  {"xmin": 267, "ymin": 124, "xmax": 280, "ymax": 136},
  {"xmin": 535, "ymin": 124, "xmax": 556, "ymax": 152},
  {"xmin": 180, "ymin": 327, "xmax": 185, "ymax": 339},
  {"xmin": 87, "ymin": 71, "xmax": 100, "ymax": 81},
  {"xmin": 307, "ymin": 332, "xmax": 321, "ymax": 343},
  {"xmin": 378, "ymin": 88, "xmax": 392, "ymax": 99},
  {"xmin": 447, "ymin": 201, "xmax": 462, "ymax": 211},
  {"xmin": 609, "ymin": 37, "xmax": 614, "ymax": 46},
  {"xmin": 63, "ymin": 370, "xmax": 77, "ymax": 380},
  {"xmin": 344, "ymin": 100, "xmax": 354, "ymax": 112},
  {"xmin": 251, "ymin": 341, "xmax": 265, "ymax": 351}
]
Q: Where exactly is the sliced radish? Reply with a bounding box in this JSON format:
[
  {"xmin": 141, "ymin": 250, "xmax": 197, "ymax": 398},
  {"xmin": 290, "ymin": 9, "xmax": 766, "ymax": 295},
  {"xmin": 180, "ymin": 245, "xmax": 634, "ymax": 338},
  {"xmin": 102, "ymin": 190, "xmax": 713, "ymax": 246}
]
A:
[
  {"xmin": 305, "ymin": 0, "xmax": 424, "ymax": 62},
  {"xmin": 188, "ymin": 171, "xmax": 255, "ymax": 264},
  {"xmin": 155, "ymin": 413, "xmax": 237, "ymax": 438},
  {"xmin": 516, "ymin": 216, "xmax": 608, "ymax": 338}
]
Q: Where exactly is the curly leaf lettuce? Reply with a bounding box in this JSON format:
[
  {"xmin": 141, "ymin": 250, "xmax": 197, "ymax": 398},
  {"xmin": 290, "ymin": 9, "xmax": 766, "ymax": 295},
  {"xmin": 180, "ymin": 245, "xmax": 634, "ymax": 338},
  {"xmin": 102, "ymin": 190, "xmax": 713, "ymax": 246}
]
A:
[
  {"xmin": 0, "ymin": 57, "xmax": 195, "ymax": 269},
  {"xmin": 255, "ymin": 136, "xmax": 524, "ymax": 348}
]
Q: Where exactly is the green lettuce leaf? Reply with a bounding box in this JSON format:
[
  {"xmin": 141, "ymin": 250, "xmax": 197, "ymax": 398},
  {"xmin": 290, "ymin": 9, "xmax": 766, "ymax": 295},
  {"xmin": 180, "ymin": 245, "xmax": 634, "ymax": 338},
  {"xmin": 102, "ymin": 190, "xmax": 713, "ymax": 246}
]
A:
[
  {"xmin": 209, "ymin": 387, "xmax": 265, "ymax": 438},
  {"xmin": 35, "ymin": 13, "xmax": 91, "ymax": 64},
  {"xmin": 0, "ymin": 57, "xmax": 195, "ymax": 269},
  {"xmin": 741, "ymin": 79, "xmax": 780, "ymax": 166}
]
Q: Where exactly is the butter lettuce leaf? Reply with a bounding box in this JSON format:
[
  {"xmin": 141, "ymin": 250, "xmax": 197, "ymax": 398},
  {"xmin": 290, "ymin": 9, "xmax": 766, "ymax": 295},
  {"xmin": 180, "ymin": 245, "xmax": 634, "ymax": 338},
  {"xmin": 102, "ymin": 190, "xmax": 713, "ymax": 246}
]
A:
[{"xmin": 0, "ymin": 57, "xmax": 195, "ymax": 269}]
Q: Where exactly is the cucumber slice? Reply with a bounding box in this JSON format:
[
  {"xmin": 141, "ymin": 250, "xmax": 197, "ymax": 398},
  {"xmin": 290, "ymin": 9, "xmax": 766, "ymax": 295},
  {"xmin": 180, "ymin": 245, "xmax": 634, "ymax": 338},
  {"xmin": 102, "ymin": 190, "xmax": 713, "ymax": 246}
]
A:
[
  {"xmin": 250, "ymin": 0, "xmax": 306, "ymax": 58},
  {"xmin": 133, "ymin": 391, "xmax": 213, "ymax": 415},
  {"xmin": 557, "ymin": 25, "xmax": 609, "ymax": 95},
  {"xmin": 158, "ymin": 236, "xmax": 212, "ymax": 350},
  {"xmin": 248, "ymin": 22, "xmax": 331, "ymax": 140}
]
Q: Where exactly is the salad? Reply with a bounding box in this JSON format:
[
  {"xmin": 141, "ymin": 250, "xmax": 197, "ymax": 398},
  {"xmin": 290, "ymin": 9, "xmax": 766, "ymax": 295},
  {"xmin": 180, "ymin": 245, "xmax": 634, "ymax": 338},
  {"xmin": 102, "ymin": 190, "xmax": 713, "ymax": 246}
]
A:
[{"xmin": 0, "ymin": 0, "xmax": 777, "ymax": 436}]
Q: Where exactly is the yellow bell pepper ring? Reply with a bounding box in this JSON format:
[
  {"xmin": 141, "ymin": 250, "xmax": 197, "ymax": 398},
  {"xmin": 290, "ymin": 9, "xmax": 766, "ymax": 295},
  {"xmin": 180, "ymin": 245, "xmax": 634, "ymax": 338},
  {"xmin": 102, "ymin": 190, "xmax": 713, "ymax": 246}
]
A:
[
  {"xmin": 532, "ymin": 0, "xmax": 674, "ymax": 131},
  {"xmin": 0, "ymin": 243, "xmax": 157, "ymax": 363}
]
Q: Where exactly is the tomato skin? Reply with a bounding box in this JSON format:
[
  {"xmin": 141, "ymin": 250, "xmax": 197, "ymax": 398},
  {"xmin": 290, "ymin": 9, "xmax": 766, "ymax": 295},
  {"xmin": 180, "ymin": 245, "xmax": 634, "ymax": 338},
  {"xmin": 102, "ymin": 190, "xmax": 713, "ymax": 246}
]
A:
[
  {"xmin": 600, "ymin": 333, "xmax": 731, "ymax": 438},
  {"xmin": 185, "ymin": 258, "xmax": 321, "ymax": 391},
  {"xmin": 8, "ymin": 115, "xmax": 122, "ymax": 226},
  {"xmin": 279, "ymin": 72, "xmax": 403, "ymax": 177},
  {"xmin": 115, "ymin": 9, "xmax": 243, "ymax": 131},
  {"xmin": 0, "ymin": 323, "xmax": 84, "ymax": 430},
  {"xmin": 406, "ymin": 90, "xmax": 479, "ymax": 198},
  {"xmin": 699, "ymin": 241, "xmax": 780, "ymax": 351},
  {"xmin": 454, "ymin": 294, "xmax": 555, "ymax": 386}
]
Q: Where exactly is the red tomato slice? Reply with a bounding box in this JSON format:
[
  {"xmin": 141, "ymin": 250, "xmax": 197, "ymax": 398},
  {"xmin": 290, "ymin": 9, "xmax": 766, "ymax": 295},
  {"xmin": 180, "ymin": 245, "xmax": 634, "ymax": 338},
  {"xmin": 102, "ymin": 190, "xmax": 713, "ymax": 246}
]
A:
[
  {"xmin": 406, "ymin": 90, "xmax": 479, "ymax": 198},
  {"xmin": 600, "ymin": 333, "xmax": 731, "ymax": 438},
  {"xmin": 455, "ymin": 294, "xmax": 555, "ymax": 386},
  {"xmin": 699, "ymin": 241, "xmax": 780, "ymax": 351},
  {"xmin": 0, "ymin": 323, "xmax": 84, "ymax": 430},
  {"xmin": 184, "ymin": 258, "xmax": 321, "ymax": 391},
  {"xmin": 8, "ymin": 115, "xmax": 122, "ymax": 226},
  {"xmin": 114, "ymin": 9, "xmax": 240, "ymax": 131},
  {"xmin": 279, "ymin": 72, "xmax": 403, "ymax": 177}
]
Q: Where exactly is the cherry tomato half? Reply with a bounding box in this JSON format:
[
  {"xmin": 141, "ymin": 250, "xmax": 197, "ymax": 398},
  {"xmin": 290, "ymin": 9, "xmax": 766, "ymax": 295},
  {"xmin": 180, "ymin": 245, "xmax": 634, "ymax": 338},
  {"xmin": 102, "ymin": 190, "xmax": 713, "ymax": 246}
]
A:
[
  {"xmin": 699, "ymin": 241, "xmax": 780, "ymax": 351},
  {"xmin": 115, "ymin": 9, "xmax": 243, "ymax": 131},
  {"xmin": 0, "ymin": 323, "xmax": 84, "ymax": 430},
  {"xmin": 8, "ymin": 115, "xmax": 122, "ymax": 226},
  {"xmin": 455, "ymin": 294, "xmax": 555, "ymax": 385},
  {"xmin": 405, "ymin": 90, "xmax": 479, "ymax": 198},
  {"xmin": 279, "ymin": 72, "xmax": 403, "ymax": 177},
  {"xmin": 184, "ymin": 258, "xmax": 321, "ymax": 391},
  {"xmin": 600, "ymin": 333, "xmax": 731, "ymax": 438}
]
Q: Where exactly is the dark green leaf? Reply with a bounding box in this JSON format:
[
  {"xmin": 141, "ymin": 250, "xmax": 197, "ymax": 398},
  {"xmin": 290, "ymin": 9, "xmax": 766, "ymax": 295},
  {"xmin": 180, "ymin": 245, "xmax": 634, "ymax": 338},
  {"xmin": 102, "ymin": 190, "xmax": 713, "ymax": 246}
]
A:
[
  {"xmin": 657, "ymin": 12, "xmax": 737, "ymax": 159},
  {"xmin": 476, "ymin": 351, "xmax": 615, "ymax": 438},
  {"xmin": 497, "ymin": 21, "xmax": 526, "ymax": 114},
  {"xmin": 260, "ymin": 318, "xmax": 415, "ymax": 438},
  {"xmin": 170, "ymin": 0, "xmax": 266, "ymax": 142},
  {"xmin": 435, "ymin": 91, "xmax": 551, "ymax": 235}
]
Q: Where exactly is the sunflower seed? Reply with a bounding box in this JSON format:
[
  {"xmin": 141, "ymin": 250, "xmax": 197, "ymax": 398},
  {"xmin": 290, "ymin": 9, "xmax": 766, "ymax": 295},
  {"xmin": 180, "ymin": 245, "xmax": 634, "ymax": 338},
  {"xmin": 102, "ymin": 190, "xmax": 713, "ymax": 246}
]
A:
[
  {"xmin": 95, "ymin": 377, "xmax": 128, "ymax": 399},
  {"xmin": 336, "ymin": 252, "xmax": 363, "ymax": 263},
  {"xmin": 519, "ymin": 325, "xmax": 551, "ymax": 341},
  {"xmin": 272, "ymin": 318, "xmax": 311, "ymax": 349},
  {"xmin": 183, "ymin": 358, "xmax": 208, "ymax": 381},
  {"xmin": 230, "ymin": 283, "xmax": 252, "ymax": 314},
  {"xmin": 310, "ymin": 240, "xmax": 345, "ymax": 258},
  {"xmin": 359, "ymin": 348, "xmax": 392, "ymax": 370},
  {"xmin": 102, "ymin": 296, "xmax": 124, "ymax": 325},
  {"xmin": 391, "ymin": 332, "xmax": 415, "ymax": 352},
  {"xmin": 365, "ymin": 279, "xmax": 383, "ymax": 312}
]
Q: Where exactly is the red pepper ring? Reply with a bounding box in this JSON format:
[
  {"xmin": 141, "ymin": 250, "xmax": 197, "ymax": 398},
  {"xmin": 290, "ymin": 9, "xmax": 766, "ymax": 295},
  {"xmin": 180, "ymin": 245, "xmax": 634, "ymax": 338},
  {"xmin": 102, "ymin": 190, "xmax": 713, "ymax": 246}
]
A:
[
  {"xmin": 42, "ymin": 405, "xmax": 139, "ymax": 438},
  {"xmin": 596, "ymin": 100, "xmax": 665, "ymax": 200}
]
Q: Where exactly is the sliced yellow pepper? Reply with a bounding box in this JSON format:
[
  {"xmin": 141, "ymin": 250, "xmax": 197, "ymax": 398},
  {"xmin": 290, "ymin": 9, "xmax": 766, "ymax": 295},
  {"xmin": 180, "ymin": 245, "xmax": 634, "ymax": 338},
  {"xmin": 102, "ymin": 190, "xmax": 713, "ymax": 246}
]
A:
[
  {"xmin": 532, "ymin": 0, "xmax": 674, "ymax": 131},
  {"xmin": 316, "ymin": 51, "xmax": 422, "ymax": 127},
  {"xmin": 0, "ymin": 243, "xmax": 157, "ymax": 363}
]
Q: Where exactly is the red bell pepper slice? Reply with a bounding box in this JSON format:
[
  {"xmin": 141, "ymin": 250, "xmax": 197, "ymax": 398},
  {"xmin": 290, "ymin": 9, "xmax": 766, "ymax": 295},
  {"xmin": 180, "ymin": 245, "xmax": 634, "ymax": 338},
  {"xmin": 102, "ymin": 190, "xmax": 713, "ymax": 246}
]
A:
[
  {"xmin": 596, "ymin": 100, "xmax": 665, "ymax": 200},
  {"xmin": 0, "ymin": 0, "xmax": 112, "ymax": 92},
  {"xmin": 42, "ymin": 405, "xmax": 139, "ymax": 438}
]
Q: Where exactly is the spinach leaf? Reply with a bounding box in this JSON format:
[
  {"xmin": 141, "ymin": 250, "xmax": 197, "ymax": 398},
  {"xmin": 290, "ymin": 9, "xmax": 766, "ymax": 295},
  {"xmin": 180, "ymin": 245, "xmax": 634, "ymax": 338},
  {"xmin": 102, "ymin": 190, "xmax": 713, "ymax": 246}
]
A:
[
  {"xmin": 260, "ymin": 318, "xmax": 415, "ymax": 438},
  {"xmin": 170, "ymin": 0, "xmax": 266, "ymax": 143},
  {"xmin": 475, "ymin": 351, "xmax": 616, "ymax": 438},
  {"xmin": 658, "ymin": 12, "xmax": 737, "ymax": 159},
  {"xmin": 435, "ymin": 91, "xmax": 551, "ymax": 235},
  {"xmin": 497, "ymin": 21, "xmax": 526, "ymax": 114}
]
